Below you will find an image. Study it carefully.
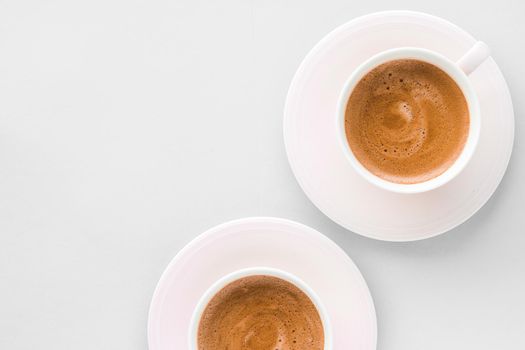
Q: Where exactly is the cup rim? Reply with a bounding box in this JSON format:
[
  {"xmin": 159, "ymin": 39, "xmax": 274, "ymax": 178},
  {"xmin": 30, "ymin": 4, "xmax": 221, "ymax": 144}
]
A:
[
  {"xmin": 336, "ymin": 47, "xmax": 481, "ymax": 194},
  {"xmin": 188, "ymin": 266, "xmax": 333, "ymax": 349}
]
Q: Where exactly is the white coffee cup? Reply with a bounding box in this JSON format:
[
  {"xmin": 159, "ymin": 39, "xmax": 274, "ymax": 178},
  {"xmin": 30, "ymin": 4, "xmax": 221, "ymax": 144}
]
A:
[
  {"xmin": 188, "ymin": 267, "xmax": 333, "ymax": 349},
  {"xmin": 336, "ymin": 42, "xmax": 490, "ymax": 194}
]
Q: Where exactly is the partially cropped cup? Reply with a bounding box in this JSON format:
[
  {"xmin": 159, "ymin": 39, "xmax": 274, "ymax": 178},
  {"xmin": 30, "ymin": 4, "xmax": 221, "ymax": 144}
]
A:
[
  {"xmin": 189, "ymin": 267, "xmax": 333, "ymax": 350},
  {"xmin": 336, "ymin": 42, "xmax": 490, "ymax": 194}
]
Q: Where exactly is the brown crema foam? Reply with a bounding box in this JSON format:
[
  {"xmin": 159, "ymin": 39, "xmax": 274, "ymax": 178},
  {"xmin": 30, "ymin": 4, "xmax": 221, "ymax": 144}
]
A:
[
  {"xmin": 345, "ymin": 59, "xmax": 469, "ymax": 184},
  {"xmin": 197, "ymin": 275, "xmax": 324, "ymax": 350}
]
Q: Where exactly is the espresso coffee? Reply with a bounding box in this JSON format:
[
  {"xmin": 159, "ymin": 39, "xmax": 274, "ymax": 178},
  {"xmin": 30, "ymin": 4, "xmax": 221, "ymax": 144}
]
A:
[
  {"xmin": 344, "ymin": 59, "xmax": 469, "ymax": 184},
  {"xmin": 197, "ymin": 275, "xmax": 324, "ymax": 350}
]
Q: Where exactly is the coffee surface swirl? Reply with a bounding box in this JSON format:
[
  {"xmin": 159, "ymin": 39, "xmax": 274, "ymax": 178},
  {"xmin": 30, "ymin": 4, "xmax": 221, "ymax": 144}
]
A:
[
  {"xmin": 344, "ymin": 59, "xmax": 469, "ymax": 184},
  {"xmin": 197, "ymin": 275, "xmax": 324, "ymax": 350}
]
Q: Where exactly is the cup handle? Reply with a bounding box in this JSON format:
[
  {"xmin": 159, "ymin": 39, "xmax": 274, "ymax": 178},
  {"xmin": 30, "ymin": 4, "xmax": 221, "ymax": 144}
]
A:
[{"xmin": 457, "ymin": 41, "xmax": 490, "ymax": 75}]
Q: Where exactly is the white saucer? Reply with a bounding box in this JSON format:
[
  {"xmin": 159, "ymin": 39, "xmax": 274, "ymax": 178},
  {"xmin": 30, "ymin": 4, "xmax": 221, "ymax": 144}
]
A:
[
  {"xmin": 148, "ymin": 217, "xmax": 377, "ymax": 350},
  {"xmin": 284, "ymin": 11, "xmax": 514, "ymax": 241}
]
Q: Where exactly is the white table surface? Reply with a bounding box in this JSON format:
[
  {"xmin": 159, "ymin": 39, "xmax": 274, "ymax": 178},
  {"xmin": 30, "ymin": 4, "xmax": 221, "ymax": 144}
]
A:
[{"xmin": 1, "ymin": 0, "xmax": 523, "ymax": 349}]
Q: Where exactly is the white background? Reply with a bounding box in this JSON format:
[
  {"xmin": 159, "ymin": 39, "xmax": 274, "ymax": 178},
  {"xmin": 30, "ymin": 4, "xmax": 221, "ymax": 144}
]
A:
[{"xmin": 0, "ymin": 0, "xmax": 523, "ymax": 349}]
